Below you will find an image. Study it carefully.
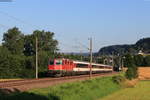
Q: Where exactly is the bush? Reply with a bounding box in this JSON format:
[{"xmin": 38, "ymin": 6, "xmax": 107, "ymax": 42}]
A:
[
  {"xmin": 125, "ymin": 67, "xmax": 138, "ymax": 80},
  {"xmin": 125, "ymin": 68, "xmax": 134, "ymax": 80},
  {"xmin": 112, "ymin": 75, "xmax": 126, "ymax": 84},
  {"xmin": 112, "ymin": 75, "xmax": 138, "ymax": 88}
]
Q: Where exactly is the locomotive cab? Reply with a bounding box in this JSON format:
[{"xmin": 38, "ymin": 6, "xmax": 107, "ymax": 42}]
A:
[
  {"xmin": 47, "ymin": 59, "xmax": 63, "ymax": 77},
  {"xmin": 48, "ymin": 59, "xmax": 63, "ymax": 70}
]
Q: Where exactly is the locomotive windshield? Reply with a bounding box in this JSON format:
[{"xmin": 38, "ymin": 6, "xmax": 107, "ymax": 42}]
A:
[
  {"xmin": 49, "ymin": 60, "xmax": 54, "ymax": 65},
  {"xmin": 56, "ymin": 60, "xmax": 62, "ymax": 65}
]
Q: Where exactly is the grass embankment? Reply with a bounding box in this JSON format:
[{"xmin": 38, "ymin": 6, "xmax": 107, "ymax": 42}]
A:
[
  {"xmin": 0, "ymin": 76, "xmax": 121, "ymax": 100},
  {"xmin": 101, "ymin": 80, "xmax": 150, "ymax": 100}
]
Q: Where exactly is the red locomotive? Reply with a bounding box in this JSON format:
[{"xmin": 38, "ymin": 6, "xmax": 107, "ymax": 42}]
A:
[{"xmin": 48, "ymin": 58, "xmax": 113, "ymax": 77}]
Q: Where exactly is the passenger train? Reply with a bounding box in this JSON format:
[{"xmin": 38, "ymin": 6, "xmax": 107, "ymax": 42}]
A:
[{"xmin": 47, "ymin": 58, "xmax": 113, "ymax": 77}]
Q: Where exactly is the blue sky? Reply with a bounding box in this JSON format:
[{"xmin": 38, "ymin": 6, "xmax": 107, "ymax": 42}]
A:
[{"xmin": 0, "ymin": 0, "xmax": 150, "ymax": 52}]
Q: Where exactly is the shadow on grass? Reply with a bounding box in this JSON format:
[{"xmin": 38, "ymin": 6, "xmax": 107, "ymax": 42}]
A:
[{"xmin": 0, "ymin": 88, "xmax": 60, "ymax": 100}]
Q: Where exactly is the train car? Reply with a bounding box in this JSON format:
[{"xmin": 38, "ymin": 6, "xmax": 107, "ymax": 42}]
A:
[{"xmin": 47, "ymin": 58, "xmax": 113, "ymax": 77}]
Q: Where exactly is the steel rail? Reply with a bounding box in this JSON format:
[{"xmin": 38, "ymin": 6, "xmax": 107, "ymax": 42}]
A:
[{"xmin": 0, "ymin": 72, "xmax": 118, "ymax": 88}]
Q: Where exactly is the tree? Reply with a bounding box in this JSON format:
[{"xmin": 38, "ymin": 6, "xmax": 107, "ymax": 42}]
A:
[
  {"xmin": 125, "ymin": 67, "xmax": 134, "ymax": 80},
  {"xmin": 0, "ymin": 47, "xmax": 26, "ymax": 78},
  {"xmin": 113, "ymin": 56, "xmax": 121, "ymax": 71},
  {"xmin": 134, "ymin": 55, "xmax": 144, "ymax": 66},
  {"xmin": 33, "ymin": 30, "xmax": 58, "ymax": 53},
  {"xmin": 144, "ymin": 56, "xmax": 150, "ymax": 66},
  {"xmin": 0, "ymin": 47, "xmax": 11, "ymax": 78},
  {"xmin": 23, "ymin": 30, "xmax": 59, "ymax": 72},
  {"xmin": 125, "ymin": 54, "xmax": 138, "ymax": 80},
  {"xmin": 2, "ymin": 27, "xmax": 24, "ymax": 55},
  {"xmin": 24, "ymin": 35, "xmax": 35, "ymax": 56},
  {"xmin": 23, "ymin": 30, "xmax": 58, "ymax": 55}
]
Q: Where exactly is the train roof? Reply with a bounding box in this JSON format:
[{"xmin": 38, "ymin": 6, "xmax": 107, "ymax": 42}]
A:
[{"xmin": 50, "ymin": 58, "xmax": 112, "ymax": 67}]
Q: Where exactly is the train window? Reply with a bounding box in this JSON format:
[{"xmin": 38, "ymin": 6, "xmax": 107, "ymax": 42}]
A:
[
  {"xmin": 65, "ymin": 61, "xmax": 67, "ymax": 64},
  {"xmin": 49, "ymin": 60, "xmax": 54, "ymax": 65},
  {"xmin": 66, "ymin": 61, "xmax": 68, "ymax": 65},
  {"xmin": 76, "ymin": 64, "xmax": 88, "ymax": 68},
  {"xmin": 62, "ymin": 60, "xmax": 65, "ymax": 65},
  {"xmin": 56, "ymin": 60, "xmax": 62, "ymax": 65}
]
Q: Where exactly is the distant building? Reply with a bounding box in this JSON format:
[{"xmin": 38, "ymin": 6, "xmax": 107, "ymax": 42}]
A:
[
  {"xmin": 138, "ymin": 50, "xmax": 144, "ymax": 55},
  {"xmin": 138, "ymin": 50, "xmax": 150, "ymax": 56}
]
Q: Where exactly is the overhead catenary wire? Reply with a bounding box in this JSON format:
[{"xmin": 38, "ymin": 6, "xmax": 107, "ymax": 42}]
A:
[
  {"xmin": 74, "ymin": 38, "xmax": 89, "ymax": 50},
  {"xmin": 0, "ymin": 24, "xmax": 10, "ymax": 29},
  {"xmin": 0, "ymin": 10, "xmax": 41, "ymax": 29},
  {"xmin": 58, "ymin": 42, "xmax": 83, "ymax": 53},
  {"xmin": 0, "ymin": 10, "xmax": 90, "ymax": 54},
  {"xmin": 0, "ymin": 10, "xmax": 85, "ymax": 53}
]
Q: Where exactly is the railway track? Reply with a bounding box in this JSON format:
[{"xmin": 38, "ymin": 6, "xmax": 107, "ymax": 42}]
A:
[{"xmin": 0, "ymin": 72, "xmax": 118, "ymax": 91}]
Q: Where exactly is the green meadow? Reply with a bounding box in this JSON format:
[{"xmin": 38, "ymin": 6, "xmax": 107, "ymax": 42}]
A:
[
  {"xmin": 2, "ymin": 76, "xmax": 150, "ymax": 100},
  {"xmin": 101, "ymin": 80, "xmax": 150, "ymax": 100}
]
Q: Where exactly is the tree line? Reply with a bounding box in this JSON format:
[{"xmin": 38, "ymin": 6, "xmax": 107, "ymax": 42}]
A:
[
  {"xmin": 124, "ymin": 54, "xmax": 150, "ymax": 67},
  {"xmin": 0, "ymin": 27, "xmax": 59, "ymax": 78},
  {"xmin": 133, "ymin": 55, "xmax": 150, "ymax": 67}
]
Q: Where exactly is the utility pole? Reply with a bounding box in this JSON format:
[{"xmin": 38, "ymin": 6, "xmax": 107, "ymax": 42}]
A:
[
  {"xmin": 80, "ymin": 45, "xmax": 83, "ymax": 61},
  {"xmin": 36, "ymin": 37, "xmax": 38, "ymax": 79},
  {"xmin": 118, "ymin": 54, "xmax": 121, "ymax": 71},
  {"xmin": 122, "ymin": 56, "xmax": 125, "ymax": 72},
  {"xmin": 112, "ymin": 52, "xmax": 114, "ymax": 67},
  {"xmin": 89, "ymin": 37, "xmax": 92, "ymax": 78},
  {"xmin": 121, "ymin": 57, "xmax": 123, "ymax": 71}
]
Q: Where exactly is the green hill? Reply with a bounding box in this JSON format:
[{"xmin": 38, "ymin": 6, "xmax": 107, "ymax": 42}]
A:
[{"xmin": 97, "ymin": 37, "xmax": 150, "ymax": 56}]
